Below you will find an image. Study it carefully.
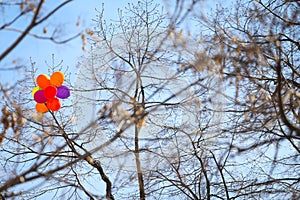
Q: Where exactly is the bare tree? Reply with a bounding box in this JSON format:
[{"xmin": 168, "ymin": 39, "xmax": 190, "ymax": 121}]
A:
[
  {"xmin": 75, "ymin": 0, "xmax": 224, "ymax": 199},
  {"xmin": 189, "ymin": 0, "xmax": 300, "ymax": 199},
  {"xmin": 0, "ymin": 0, "xmax": 96, "ymax": 199},
  {"xmin": 0, "ymin": 0, "xmax": 81, "ymax": 61},
  {"xmin": 2, "ymin": 0, "xmax": 299, "ymax": 199}
]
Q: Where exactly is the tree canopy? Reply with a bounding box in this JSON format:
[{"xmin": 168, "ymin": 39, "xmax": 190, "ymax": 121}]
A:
[{"xmin": 0, "ymin": 0, "xmax": 299, "ymax": 199}]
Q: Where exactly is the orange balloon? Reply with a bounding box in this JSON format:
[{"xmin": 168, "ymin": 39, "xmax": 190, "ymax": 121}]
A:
[
  {"xmin": 36, "ymin": 103, "xmax": 49, "ymax": 113},
  {"xmin": 50, "ymin": 71, "xmax": 64, "ymax": 87},
  {"xmin": 36, "ymin": 74, "xmax": 50, "ymax": 89},
  {"xmin": 47, "ymin": 98, "xmax": 61, "ymax": 111}
]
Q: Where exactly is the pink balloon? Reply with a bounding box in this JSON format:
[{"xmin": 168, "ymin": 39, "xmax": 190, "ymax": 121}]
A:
[
  {"xmin": 34, "ymin": 90, "xmax": 47, "ymax": 103},
  {"xmin": 56, "ymin": 85, "xmax": 70, "ymax": 99}
]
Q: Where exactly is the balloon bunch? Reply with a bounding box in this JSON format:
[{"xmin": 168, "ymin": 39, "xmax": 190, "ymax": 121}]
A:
[{"xmin": 32, "ymin": 71, "xmax": 70, "ymax": 113}]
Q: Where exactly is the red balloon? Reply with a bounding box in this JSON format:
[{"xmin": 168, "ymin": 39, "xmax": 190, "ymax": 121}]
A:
[
  {"xmin": 47, "ymin": 98, "xmax": 61, "ymax": 111},
  {"xmin": 44, "ymin": 86, "xmax": 57, "ymax": 99},
  {"xmin": 34, "ymin": 90, "xmax": 47, "ymax": 103}
]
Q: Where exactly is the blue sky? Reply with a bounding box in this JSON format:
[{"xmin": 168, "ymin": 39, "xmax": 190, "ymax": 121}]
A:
[
  {"xmin": 0, "ymin": 1, "xmax": 162, "ymax": 197},
  {"xmin": 0, "ymin": 0, "xmax": 226, "ymax": 84},
  {"xmin": 0, "ymin": 0, "xmax": 147, "ymax": 83},
  {"xmin": 0, "ymin": 0, "xmax": 223, "ymax": 75},
  {"xmin": 2, "ymin": 1, "xmax": 295, "ymax": 199},
  {"xmin": 0, "ymin": 0, "xmax": 229, "ymax": 198}
]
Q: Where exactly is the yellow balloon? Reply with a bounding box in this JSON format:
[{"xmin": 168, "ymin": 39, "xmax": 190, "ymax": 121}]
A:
[{"xmin": 32, "ymin": 86, "xmax": 41, "ymax": 96}]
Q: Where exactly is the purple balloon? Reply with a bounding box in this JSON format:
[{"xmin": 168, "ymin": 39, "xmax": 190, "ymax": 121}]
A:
[
  {"xmin": 34, "ymin": 90, "xmax": 47, "ymax": 103},
  {"xmin": 56, "ymin": 85, "xmax": 70, "ymax": 99}
]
